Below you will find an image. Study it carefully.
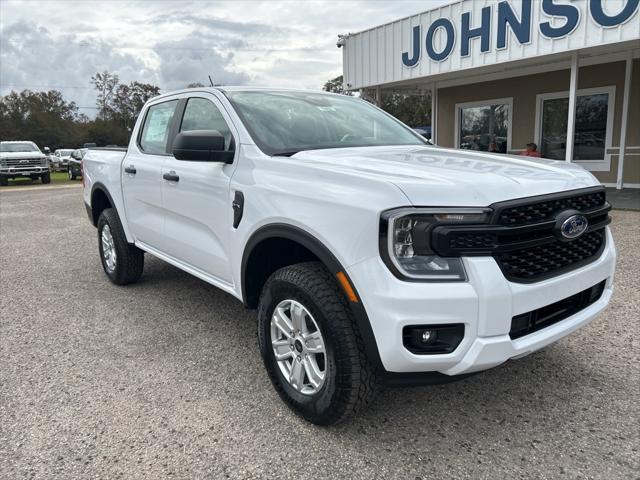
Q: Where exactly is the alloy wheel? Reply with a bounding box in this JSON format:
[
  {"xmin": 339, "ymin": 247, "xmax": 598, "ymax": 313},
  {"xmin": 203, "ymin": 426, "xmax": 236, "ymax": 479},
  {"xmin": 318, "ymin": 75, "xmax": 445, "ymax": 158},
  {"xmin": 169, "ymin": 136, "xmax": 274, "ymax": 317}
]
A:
[
  {"xmin": 101, "ymin": 224, "xmax": 117, "ymax": 273},
  {"xmin": 270, "ymin": 299, "xmax": 326, "ymax": 395}
]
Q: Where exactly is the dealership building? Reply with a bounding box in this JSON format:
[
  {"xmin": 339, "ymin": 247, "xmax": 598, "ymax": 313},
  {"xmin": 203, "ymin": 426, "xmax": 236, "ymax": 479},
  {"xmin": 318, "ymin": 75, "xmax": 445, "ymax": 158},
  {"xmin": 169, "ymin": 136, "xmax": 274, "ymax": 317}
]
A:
[{"xmin": 340, "ymin": 0, "xmax": 640, "ymax": 188}]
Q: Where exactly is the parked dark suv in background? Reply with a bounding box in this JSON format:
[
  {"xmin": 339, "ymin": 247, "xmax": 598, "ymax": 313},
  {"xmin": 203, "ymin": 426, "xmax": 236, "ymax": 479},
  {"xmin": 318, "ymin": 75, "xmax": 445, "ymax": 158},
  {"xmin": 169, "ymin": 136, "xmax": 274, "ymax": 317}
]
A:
[{"xmin": 68, "ymin": 148, "xmax": 86, "ymax": 180}]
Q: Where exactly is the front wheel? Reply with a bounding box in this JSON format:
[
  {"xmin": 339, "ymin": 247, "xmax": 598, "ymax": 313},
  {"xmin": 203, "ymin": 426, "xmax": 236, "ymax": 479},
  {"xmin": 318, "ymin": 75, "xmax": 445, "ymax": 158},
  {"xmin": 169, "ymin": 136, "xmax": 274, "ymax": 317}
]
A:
[
  {"xmin": 41, "ymin": 172, "xmax": 51, "ymax": 184},
  {"xmin": 0, "ymin": 176, "xmax": 8, "ymax": 187},
  {"xmin": 258, "ymin": 262, "xmax": 378, "ymax": 425},
  {"xmin": 97, "ymin": 208, "xmax": 144, "ymax": 285}
]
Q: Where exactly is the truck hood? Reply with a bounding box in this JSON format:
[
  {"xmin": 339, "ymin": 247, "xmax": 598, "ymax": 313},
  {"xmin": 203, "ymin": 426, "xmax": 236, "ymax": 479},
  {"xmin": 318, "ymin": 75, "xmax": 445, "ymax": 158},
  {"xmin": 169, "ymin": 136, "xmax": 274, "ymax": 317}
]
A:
[
  {"xmin": 0, "ymin": 151, "xmax": 45, "ymax": 159},
  {"xmin": 290, "ymin": 145, "xmax": 599, "ymax": 206}
]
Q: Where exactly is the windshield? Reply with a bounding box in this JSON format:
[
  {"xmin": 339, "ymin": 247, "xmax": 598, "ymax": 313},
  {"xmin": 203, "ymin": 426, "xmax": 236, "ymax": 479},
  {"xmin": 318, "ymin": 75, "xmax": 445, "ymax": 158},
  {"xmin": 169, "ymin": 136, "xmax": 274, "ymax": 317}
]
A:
[
  {"xmin": 1, "ymin": 142, "xmax": 39, "ymax": 153},
  {"xmin": 225, "ymin": 91, "xmax": 427, "ymax": 156}
]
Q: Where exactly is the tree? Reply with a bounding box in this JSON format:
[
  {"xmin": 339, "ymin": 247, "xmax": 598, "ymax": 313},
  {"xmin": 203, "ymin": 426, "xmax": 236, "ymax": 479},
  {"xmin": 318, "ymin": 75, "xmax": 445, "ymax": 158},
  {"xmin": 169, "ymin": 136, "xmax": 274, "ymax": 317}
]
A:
[
  {"xmin": 89, "ymin": 72, "xmax": 160, "ymax": 143},
  {"xmin": 187, "ymin": 82, "xmax": 205, "ymax": 88},
  {"xmin": 0, "ymin": 89, "xmax": 84, "ymax": 148},
  {"xmin": 323, "ymin": 75, "xmax": 352, "ymax": 96},
  {"xmin": 111, "ymin": 81, "xmax": 160, "ymax": 130},
  {"xmin": 380, "ymin": 90, "xmax": 431, "ymax": 128},
  {"xmin": 91, "ymin": 71, "xmax": 119, "ymax": 120},
  {"xmin": 322, "ymin": 76, "xmax": 430, "ymax": 127}
]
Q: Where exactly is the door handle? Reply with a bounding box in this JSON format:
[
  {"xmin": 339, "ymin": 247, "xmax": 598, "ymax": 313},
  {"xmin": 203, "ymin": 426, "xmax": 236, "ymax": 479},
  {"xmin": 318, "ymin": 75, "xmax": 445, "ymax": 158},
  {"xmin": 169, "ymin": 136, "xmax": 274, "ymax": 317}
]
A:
[
  {"xmin": 163, "ymin": 172, "xmax": 179, "ymax": 182},
  {"xmin": 124, "ymin": 165, "xmax": 136, "ymax": 174}
]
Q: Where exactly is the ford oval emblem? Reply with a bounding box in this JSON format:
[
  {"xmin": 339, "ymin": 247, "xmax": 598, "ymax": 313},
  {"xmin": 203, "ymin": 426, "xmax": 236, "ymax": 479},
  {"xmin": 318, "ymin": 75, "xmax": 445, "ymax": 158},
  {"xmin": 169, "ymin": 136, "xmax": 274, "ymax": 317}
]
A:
[{"xmin": 560, "ymin": 214, "xmax": 589, "ymax": 239}]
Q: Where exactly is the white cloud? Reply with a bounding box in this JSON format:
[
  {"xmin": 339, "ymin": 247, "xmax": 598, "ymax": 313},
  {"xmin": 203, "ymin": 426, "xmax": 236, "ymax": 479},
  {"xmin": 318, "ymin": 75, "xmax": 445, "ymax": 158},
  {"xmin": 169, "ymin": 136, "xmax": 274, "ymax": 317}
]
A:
[{"xmin": 0, "ymin": 0, "xmax": 451, "ymax": 115}]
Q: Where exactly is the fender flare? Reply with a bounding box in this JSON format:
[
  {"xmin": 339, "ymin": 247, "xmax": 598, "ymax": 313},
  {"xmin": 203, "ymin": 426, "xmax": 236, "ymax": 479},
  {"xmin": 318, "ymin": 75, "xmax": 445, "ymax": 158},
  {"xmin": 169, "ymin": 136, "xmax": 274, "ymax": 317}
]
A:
[
  {"xmin": 241, "ymin": 223, "xmax": 385, "ymax": 371},
  {"xmin": 89, "ymin": 182, "xmax": 117, "ymax": 226}
]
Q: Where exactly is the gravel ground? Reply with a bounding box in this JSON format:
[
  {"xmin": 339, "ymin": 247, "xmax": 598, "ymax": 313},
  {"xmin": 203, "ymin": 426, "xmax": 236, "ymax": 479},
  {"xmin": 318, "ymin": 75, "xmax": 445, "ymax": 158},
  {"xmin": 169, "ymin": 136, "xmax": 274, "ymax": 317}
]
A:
[{"xmin": 1, "ymin": 186, "xmax": 638, "ymax": 479}]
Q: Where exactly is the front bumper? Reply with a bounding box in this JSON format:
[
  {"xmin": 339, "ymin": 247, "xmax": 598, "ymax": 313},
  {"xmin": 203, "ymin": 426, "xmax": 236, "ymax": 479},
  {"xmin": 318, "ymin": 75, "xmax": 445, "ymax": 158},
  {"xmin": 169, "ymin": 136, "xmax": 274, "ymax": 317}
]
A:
[
  {"xmin": 0, "ymin": 166, "xmax": 48, "ymax": 176},
  {"xmin": 347, "ymin": 227, "xmax": 616, "ymax": 375}
]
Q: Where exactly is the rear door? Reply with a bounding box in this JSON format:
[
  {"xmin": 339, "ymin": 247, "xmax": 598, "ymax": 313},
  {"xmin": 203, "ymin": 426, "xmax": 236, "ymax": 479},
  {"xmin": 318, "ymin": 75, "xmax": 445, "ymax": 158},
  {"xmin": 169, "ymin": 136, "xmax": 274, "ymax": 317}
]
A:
[
  {"xmin": 160, "ymin": 94, "xmax": 238, "ymax": 284},
  {"xmin": 122, "ymin": 99, "xmax": 179, "ymax": 248}
]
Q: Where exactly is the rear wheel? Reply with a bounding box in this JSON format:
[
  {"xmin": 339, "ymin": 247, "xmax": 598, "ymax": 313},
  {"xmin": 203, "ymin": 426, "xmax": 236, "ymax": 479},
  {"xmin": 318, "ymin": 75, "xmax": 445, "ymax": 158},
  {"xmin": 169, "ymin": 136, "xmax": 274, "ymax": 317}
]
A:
[
  {"xmin": 0, "ymin": 176, "xmax": 8, "ymax": 187},
  {"xmin": 97, "ymin": 208, "xmax": 144, "ymax": 285},
  {"xmin": 41, "ymin": 172, "xmax": 51, "ymax": 184},
  {"xmin": 258, "ymin": 262, "xmax": 378, "ymax": 425}
]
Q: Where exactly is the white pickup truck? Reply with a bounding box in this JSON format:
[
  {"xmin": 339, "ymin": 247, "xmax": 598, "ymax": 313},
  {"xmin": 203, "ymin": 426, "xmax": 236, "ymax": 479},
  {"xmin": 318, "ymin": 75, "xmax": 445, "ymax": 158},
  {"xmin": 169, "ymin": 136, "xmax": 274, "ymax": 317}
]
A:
[
  {"xmin": 0, "ymin": 141, "xmax": 50, "ymax": 186},
  {"xmin": 83, "ymin": 87, "xmax": 616, "ymax": 425}
]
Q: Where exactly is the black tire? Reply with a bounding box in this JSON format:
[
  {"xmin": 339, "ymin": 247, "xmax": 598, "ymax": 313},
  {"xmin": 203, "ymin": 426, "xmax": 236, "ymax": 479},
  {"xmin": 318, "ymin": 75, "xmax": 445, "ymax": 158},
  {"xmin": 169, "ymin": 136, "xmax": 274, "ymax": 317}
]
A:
[
  {"xmin": 0, "ymin": 176, "xmax": 8, "ymax": 187},
  {"xmin": 258, "ymin": 262, "xmax": 378, "ymax": 425},
  {"xmin": 41, "ymin": 172, "xmax": 51, "ymax": 184},
  {"xmin": 97, "ymin": 208, "xmax": 144, "ymax": 285}
]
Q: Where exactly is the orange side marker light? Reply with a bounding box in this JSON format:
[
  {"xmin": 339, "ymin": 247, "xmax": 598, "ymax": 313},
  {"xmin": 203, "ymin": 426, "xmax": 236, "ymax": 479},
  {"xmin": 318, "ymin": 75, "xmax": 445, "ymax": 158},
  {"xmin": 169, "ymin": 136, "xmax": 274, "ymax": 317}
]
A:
[{"xmin": 336, "ymin": 271, "xmax": 359, "ymax": 303}]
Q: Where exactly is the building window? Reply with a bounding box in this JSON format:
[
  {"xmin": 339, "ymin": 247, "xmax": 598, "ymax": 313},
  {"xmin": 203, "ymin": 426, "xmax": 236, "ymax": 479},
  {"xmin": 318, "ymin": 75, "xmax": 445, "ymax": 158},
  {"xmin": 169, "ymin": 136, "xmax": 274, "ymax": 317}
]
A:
[
  {"xmin": 535, "ymin": 86, "xmax": 615, "ymax": 170},
  {"xmin": 456, "ymin": 98, "xmax": 512, "ymax": 154}
]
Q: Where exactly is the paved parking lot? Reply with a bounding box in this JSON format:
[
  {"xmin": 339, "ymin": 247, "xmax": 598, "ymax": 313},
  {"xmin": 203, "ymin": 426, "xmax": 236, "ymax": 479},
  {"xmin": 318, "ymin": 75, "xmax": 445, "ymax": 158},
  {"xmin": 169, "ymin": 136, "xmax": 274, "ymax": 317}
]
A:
[{"xmin": 1, "ymin": 186, "xmax": 638, "ymax": 479}]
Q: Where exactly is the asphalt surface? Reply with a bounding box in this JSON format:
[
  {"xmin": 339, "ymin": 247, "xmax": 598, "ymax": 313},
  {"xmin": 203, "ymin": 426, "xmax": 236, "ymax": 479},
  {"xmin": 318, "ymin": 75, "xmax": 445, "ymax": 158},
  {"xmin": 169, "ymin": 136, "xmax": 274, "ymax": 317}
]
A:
[{"xmin": 1, "ymin": 186, "xmax": 638, "ymax": 479}]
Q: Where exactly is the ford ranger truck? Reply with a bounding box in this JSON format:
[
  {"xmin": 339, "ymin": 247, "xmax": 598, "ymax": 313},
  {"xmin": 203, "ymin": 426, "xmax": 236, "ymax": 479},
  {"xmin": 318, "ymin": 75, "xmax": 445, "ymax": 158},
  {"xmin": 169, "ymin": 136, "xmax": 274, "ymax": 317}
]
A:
[
  {"xmin": 0, "ymin": 141, "xmax": 50, "ymax": 186},
  {"xmin": 82, "ymin": 88, "xmax": 615, "ymax": 425}
]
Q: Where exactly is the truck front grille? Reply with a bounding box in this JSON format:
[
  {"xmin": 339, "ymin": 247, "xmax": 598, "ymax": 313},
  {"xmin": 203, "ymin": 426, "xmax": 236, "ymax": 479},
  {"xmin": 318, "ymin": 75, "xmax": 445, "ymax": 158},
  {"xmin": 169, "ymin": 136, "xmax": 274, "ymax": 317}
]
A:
[
  {"xmin": 1, "ymin": 157, "xmax": 46, "ymax": 167},
  {"xmin": 496, "ymin": 230, "xmax": 605, "ymax": 281},
  {"xmin": 497, "ymin": 190, "xmax": 606, "ymax": 226},
  {"xmin": 431, "ymin": 187, "xmax": 610, "ymax": 283}
]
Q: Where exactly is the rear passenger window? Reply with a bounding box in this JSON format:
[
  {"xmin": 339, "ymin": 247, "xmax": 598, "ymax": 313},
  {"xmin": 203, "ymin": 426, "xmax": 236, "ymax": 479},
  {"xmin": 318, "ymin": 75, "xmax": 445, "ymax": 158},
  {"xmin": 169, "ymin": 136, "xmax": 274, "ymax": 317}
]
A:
[
  {"xmin": 180, "ymin": 98, "xmax": 234, "ymax": 150},
  {"xmin": 139, "ymin": 100, "xmax": 178, "ymax": 154}
]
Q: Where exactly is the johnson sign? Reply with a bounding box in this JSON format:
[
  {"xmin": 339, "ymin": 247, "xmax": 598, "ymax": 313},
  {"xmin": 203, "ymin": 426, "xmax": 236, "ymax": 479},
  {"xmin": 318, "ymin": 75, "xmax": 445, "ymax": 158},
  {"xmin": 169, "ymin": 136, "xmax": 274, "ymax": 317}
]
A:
[{"xmin": 401, "ymin": 0, "xmax": 639, "ymax": 66}]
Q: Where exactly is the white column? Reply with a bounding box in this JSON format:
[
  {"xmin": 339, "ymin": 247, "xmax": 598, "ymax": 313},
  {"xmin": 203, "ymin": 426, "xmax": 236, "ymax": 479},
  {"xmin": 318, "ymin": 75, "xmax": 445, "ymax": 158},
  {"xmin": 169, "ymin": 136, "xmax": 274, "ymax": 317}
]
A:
[
  {"xmin": 616, "ymin": 51, "xmax": 633, "ymax": 190},
  {"xmin": 431, "ymin": 82, "xmax": 438, "ymax": 144},
  {"xmin": 565, "ymin": 52, "xmax": 579, "ymax": 162}
]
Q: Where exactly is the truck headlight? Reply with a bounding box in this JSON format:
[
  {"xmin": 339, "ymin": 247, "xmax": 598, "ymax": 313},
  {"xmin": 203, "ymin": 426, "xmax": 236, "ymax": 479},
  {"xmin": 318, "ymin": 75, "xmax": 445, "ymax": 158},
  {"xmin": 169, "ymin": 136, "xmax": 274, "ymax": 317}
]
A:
[{"xmin": 380, "ymin": 208, "xmax": 491, "ymax": 281}]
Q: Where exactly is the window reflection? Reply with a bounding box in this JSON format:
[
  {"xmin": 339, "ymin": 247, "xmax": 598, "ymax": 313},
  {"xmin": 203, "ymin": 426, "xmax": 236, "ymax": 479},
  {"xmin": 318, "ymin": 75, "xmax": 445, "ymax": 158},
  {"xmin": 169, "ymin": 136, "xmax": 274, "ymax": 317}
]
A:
[
  {"xmin": 459, "ymin": 103, "xmax": 509, "ymax": 154},
  {"xmin": 541, "ymin": 93, "xmax": 608, "ymax": 161}
]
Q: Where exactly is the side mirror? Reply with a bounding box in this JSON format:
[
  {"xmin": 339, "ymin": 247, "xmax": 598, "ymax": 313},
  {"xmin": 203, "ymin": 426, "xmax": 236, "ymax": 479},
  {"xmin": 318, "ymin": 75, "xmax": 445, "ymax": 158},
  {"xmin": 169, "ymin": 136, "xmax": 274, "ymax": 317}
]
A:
[{"xmin": 172, "ymin": 130, "xmax": 233, "ymax": 163}]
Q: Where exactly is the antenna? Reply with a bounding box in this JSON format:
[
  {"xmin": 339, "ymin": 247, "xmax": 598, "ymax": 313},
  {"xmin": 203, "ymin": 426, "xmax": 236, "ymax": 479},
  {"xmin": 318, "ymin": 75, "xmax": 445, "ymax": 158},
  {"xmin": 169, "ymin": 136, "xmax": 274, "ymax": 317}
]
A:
[{"xmin": 208, "ymin": 75, "xmax": 214, "ymax": 87}]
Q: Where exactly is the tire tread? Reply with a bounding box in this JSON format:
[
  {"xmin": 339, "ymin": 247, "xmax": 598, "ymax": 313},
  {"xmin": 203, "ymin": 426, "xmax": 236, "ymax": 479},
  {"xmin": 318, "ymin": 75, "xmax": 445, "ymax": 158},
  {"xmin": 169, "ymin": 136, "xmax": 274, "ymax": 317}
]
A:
[
  {"xmin": 97, "ymin": 208, "xmax": 144, "ymax": 285},
  {"xmin": 258, "ymin": 262, "xmax": 378, "ymax": 425}
]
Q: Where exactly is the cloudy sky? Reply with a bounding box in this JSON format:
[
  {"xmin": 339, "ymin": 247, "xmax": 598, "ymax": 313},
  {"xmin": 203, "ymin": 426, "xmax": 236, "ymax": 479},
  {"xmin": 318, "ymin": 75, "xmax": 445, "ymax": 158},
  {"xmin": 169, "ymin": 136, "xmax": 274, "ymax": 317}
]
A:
[{"xmin": 0, "ymin": 0, "xmax": 450, "ymax": 116}]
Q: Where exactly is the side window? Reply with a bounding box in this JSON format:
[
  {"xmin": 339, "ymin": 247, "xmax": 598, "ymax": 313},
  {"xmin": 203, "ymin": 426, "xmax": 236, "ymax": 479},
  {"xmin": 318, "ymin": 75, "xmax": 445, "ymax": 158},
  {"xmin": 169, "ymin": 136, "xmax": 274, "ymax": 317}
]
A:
[
  {"xmin": 180, "ymin": 98, "xmax": 234, "ymax": 150},
  {"xmin": 139, "ymin": 100, "xmax": 178, "ymax": 154}
]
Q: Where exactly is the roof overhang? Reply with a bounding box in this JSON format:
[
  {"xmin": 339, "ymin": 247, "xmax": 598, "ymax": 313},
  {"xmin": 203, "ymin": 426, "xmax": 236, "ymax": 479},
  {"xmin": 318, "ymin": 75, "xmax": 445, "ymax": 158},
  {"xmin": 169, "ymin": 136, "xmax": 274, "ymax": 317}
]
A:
[{"xmin": 342, "ymin": 0, "xmax": 640, "ymax": 90}]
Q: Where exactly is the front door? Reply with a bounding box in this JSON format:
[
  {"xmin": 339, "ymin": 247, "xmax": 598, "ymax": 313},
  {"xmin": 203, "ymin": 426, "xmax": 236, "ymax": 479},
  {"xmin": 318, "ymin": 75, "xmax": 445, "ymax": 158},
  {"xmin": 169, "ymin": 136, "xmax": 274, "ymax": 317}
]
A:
[
  {"xmin": 122, "ymin": 99, "xmax": 179, "ymax": 248},
  {"xmin": 161, "ymin": 95, "xmax": 237, "ymax": 284}
]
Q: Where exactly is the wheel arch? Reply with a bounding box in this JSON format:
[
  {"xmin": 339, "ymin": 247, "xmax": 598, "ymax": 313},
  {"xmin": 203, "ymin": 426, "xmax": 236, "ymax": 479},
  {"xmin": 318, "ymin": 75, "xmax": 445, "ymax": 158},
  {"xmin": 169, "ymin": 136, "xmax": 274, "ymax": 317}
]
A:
[
  {"xmin": 89, "ymin": 182, "xmax": 116, "ymax": 227},
  {"xmin": 241, "ymin": 223, "xmax": 384, "ymax": 371},
  {"xmin": 241, "ymin": 224, "xmax": 343, "ymax": 307}
]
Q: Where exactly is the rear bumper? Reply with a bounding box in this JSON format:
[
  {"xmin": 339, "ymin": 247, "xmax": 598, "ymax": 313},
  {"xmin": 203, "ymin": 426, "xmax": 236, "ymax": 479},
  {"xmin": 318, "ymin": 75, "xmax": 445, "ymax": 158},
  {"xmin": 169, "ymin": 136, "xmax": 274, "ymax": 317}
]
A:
[{"xmin": 347, "ymin": 227, "xmax": 616, "ymax": 376}]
